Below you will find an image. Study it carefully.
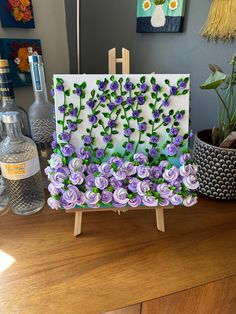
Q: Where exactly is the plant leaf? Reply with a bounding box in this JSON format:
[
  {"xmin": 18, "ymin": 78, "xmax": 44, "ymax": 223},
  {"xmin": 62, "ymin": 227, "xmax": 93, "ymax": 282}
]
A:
[{"xmin": 200, "ymin": 71, "xmax": 226, "ymax": 90}]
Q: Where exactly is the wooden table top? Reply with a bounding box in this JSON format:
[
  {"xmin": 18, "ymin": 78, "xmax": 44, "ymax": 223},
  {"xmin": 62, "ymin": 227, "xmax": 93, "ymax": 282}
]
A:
[{"xmin": 0, "ymin": 195, "xmax": 236, "ymax": 314}]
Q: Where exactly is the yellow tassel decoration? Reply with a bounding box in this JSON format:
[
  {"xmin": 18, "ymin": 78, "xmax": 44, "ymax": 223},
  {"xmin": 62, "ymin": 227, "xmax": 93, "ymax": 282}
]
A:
[{"xmin": 201, "ymin": 0, "xmax": 236, "ymax": 41}]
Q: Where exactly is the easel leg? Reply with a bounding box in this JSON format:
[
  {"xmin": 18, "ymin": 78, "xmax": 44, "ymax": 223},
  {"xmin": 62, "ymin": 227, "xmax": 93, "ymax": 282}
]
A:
[
  {"xmin": 74, "ymin": 211, "xmax": 82, "ymax": 236},
  {"xmin": 156, "ymin": 208, "xmax": 165, "ymax": 232}
]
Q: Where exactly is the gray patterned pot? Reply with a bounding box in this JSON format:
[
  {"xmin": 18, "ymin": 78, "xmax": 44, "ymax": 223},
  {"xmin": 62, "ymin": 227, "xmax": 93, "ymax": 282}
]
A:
[{"xmin": 193, "ymin": 129, "xmax": 236, "ymax": 200}]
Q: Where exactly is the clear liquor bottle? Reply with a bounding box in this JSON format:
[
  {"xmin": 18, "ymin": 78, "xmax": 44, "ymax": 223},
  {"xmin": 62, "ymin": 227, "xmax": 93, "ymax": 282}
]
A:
[
  {"xmin": 0, "ymin": 59, "xmax": 31, "ymax": 137},
  {"xmin": 28, "ymin": 55, "xmax": 55, "ymax": 186},
  {"xmin": 0, "ymin": 112, "xmax": 45, "ymax": 215}
]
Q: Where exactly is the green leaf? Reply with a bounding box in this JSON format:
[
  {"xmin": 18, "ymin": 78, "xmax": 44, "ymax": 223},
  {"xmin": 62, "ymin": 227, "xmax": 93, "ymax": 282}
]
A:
[
  {"xmin": 98, "ymin": 119, "xmax": 103, "ymax": 125},
  {"xmin": 81, "ymin": 105, "xmax": 85, "ymax": 110},
  {"xmin": 182, "ymin": 90, "xmax": 189, "ymax": 95},
  {"xmin": 184, "ymin": 77, "xmax": 189, "ymax": 83},
  {"xmin": 112, "ymin": 130, "xmax": 119, "ymax": 135},
  {"xmin": 107, "ymin": 143, "xmax": 113, "ymax": 149},
  {"xmin": 65, "ymin": 89, "xmax": 70, "ymax": 96},
  {"xmin": 165, "ymin": 79, "xmax": 170, "ymax": 86},
  {"xmin": 81, "ymin": 82, "xmax": 87, "ymax": 89},
  {"xmin": 91, "ymin": 90, "xmax": 95, "ymax": 97},
  {"xmin": 102, "ymin": 112, "xmax": 110, "ymax": 118},
  {"xmin": 200, "ymin": 71, "xmax": 226, "ymax": 90},
  {"xmin": 169, "ymin": 109, "xmax": 174, "ymax": 115},
  {"xmin": 151, "ymin": 77, "xmax": 156, "ymax": 84},
  {"xmin": 110, "ymin": 75, "xmax": 115, "ymax": 81},
  {"xmin": 140, "ymin": 76, "xmax": 145, "ymax": 84},
  {"xmin": 57, "ymin": 120, "xmax": 63, "ymax": 125},
  {"xmin": 77, "ymin": 119, "xmax": 83, "ymax": 124},
  {"xmin": 151, "ymin": 92, "xmax": 157, "ymax": 99},
  {"xmin": 149, "ymin": 103, "xmax": 154, "ymax": 109},
  {"xmin": 149, "ymin": 120, "xmax": 154, "ymax": 125}
]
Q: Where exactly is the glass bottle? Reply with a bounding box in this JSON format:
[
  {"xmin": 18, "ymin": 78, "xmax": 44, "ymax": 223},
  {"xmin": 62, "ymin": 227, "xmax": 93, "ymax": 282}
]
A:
[
  {"xmin": 0, "ymin": 59, "xmax": 31, "ymax": 137},
  {"xmin": 0, "ymin": 112, "xmax": 45, "ymax": 215},
  {"xmin": 28, "ymin": 55, "xmax": 55, "ymax": 187}
]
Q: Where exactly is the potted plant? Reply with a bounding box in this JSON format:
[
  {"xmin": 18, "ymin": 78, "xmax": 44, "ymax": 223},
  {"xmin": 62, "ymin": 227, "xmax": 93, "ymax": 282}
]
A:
[{"xmin": 193, "ymin": 54, "xmax": 236, "ymax": 200}]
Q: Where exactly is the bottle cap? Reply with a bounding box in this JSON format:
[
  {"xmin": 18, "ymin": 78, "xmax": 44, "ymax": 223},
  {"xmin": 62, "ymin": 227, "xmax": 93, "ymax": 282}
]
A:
[
  {"xmin": 0, "ymin": 59, "xmax": 9, "ymax": 68},
  {"xmin": 28, "ymin": 54, "xmax": 43, "ymax": 64},
  {"xmin": 2, "ymin": 112, "xmax": 19, "ymax": 124}
]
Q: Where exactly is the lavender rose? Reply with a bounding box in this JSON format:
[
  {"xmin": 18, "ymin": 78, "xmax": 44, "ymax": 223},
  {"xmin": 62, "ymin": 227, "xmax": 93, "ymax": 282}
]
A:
[
  {"xmin": 49, "ymin": 153, "xmax": 63, "ymax": 170},
  {"xmin": 48, "ymin": 197, "xmax": 61, "ymax": 210},
  {"xmin": 128, "ymin": 195, "xmax": 142, "ymax": 207},
  {"xmin": 109, "ymin": 177, "xmax": 123, "ymax": 189},
  {"xmin": 89, "ymin": 114, "xmax": 97, "ymax": 124},
  {"xmin": 128, "ymin": 177, "xmax": 140, "ymax": 193},
  {"xmin": 179, "ymin": 153, "xmax": 191, "ymax": 165},
  {"xmin": 134, "ymin": 153, "xmax": 148, "ymax": 165},
  {"xmin": 159, "ymin": 160, "xmax": 170, "ymax": 169},
  {"xmin": 62, "ymin": 185, "xmax": 81, "ymax": 208},
  {"xmin": 85, "ymin": 174, "xmax": 95, "ymax": 189},
  {"xmin": 126, "ymin": 97, "xmax": 134, "ymax": 105},
  {"xmin": 124, "ymin": 128, "xmax": 132, "ymax": 137},
  {"xmin": 57, "ymin": 166, "xmax": 70, "ymax": 177},
  {"xmin": 162, "ymin": 99, "xmax": 170, "ymax": 107},
  {"xmin": 140, "ymin": 83, "xmax": 148, "ymax": 92},
  {"xmin": 87, "ymin": 163, "xmax": 99, "ymax": 174},
  {"xmin": 137, "ymin": 94, "xmax": 145, "ymax": 105},
  {"xmin": 152, "ymin": 84, "xmax": 160, "ymax": 92},
  {"xmin": 103, "ymin": 134, "xmax": 111, "ymax": 143},
  {"xmin": 137, "ymin": 180, "xmax": 150, "ymax": 196},
  {"xmin": 109, "ymin": 156, "xmax": 123, "ymax": 167},
  {"xmin": 166, "ymin": 144, "xmax": 178, "ymax": 157},
  {"xmin": 50, "ymin": 172, "xmax": 67, "ymax": 189},
  {"xmin": 183, "ymin": 195, "xmax": 197, "ymax": 207},
  {"xmin": 124, "ymin": 81, "xmax": 132, "ymax": 91},
  {"xmin": 170, "ymin": 194, "xmax": 183, "ymax": 206},
  {"xmin": 173, "ymin": 135, "xmax": 183, "ymax": 146},
  {"xmin": 156, "ymin": 183, "xmax": 173, "ymax": 198},
  {"xmin": 149, "ymin": 166, "xmax": 162, "ymax": 179},
  {"xmin": 183, "ymin": 175, "xmax": 199, "ymax": 190},
  {"xmin": 159, "ymin": 198, "xmax": 170, "ymax": 207},
  {"xmin": 137, "ymin": 165, "xmax": 150, "ymax": 179},
  {"xmin": 101, "ymin": 190, "xmax": 113, "ymax": 204},
  {"xmin": 125, "ymin": 143, "xmax": 134, "ymax": 152},
  {"xmin": 170, "ymin": 86, "xmax": 178, "ymax": 95},
  {"xmin": 99, "ymin": 162, "xmax": 112, "ymax": 177},
  {"xmin": 153, "ymin": 110, "xmax": 160, "ymax": 119},
  {"xmin": 48, "ymin": 183, "xmax": 60, "ymax": 196},
  {"xmin": 85, "ymin": 191, "xmax": 101, "ymax": 205},
  {"xmin": 110, "ymin": 81, "xmax": 119, "ymax": 91},
  {"xmin": 113, "ymin": 169, "xmax": 127, "ymax": 181},
  {"xmin": 69, "ymin": 172, "xmax": 84, "ymax": 185},
  {"xmin": 113, "ymin": 188, "xmax": 128, "ymax": 205},
  {"xmin": 163, "ymin": 166, "xmax": 179, "ymax": 183},
  {"xmin": 142, "ymin": 195, "xmax": 158, "ymax": 207},
  {"xmin": 77, "ymin": 147, "xmax": 90, "ymax": 160},
  {"xmin": 86, "ymin": 99, "xmax": 95, "ymax": 109},
  {"xmin": 95, "ymin": 176, "xmax": 108, "ymax": 190},
  {"xmin": 150, "ymin": 135, "xmax": 159, "ymax": 144},
  {"xmin": 61, "ymin": 144, "xmax": 75, "ymax": 157},
  {"xmin": 96, "ymin": 148, "xmax": 105, "ymax": 159},
  {"xmin": 179, "ymin": 164, "xmax": 193, "ymax": 177},
  {"xmin": 138, "ymin": 122, "xmax": 147, "ymax": 132},
  {"xmin": 83, "ymin": 135, "xmax": 92, "ymax": 145},
  {"xmin": 132, "ymin": 110, "xmax": 140, "ymax": 118},
  {"xmin": 115, "ymin": 96, "xmax": 123, "ymax": 105},
  {"xmin": 122, "ymin": 161, "xmax": 137, "ymax": 176},
  {"xmin": 61, "ymin": 132, "xmax": 70, "ymax": 142},
  {"xmin": 68, "ymin": 158, "xmax": 83, "ymax": 173}
]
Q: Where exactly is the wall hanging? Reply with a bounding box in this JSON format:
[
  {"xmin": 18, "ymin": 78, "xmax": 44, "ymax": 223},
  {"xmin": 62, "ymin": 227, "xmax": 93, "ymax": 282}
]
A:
[
  {"xmin": 201, "ymin": 0, "xmax": 236, "ymax": 41},
  {"xmin": 0, "ymin": 0, "xmax": 35, "ymax": 28},
  {"xmin": 137, "ymin": 0, "xmax": 186, "ymax": 33},
  {"xmin": 0, "ymin": 38, "xmax": 42, "ymax": 87}
]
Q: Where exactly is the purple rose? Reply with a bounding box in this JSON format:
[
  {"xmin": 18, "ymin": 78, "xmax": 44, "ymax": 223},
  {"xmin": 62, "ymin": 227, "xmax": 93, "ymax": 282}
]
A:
[
  {"xmin": 85, "ymin": 191, "xmax": 101, "ymax": 205},
  {"xmin": 115, "ymin": 96, "xmax": 123, "ymax": 105},
  {"xmin": 62, "ymin": 185, "xmax": 81, "ymax": 207},
  {"xmin": 59, "ymin": 105, "xmax": 66, "ymax": 113},
  {"xmin": 150, "ymin": 135, "xmax": 159, "ymax": 144},
  {"xmin": 122, "ymin": 161, "xmax": 136, "ymax": 176},
  {"xmin": 132, "ymin": 110, "xmax": 140, "ymax": 118},
  {"xmin": 101, "ymin": 190, "xmax": 113, "ymax": 204},
  {"xmin": 138, "ymin": 122, "xmax": 147, "ymax": 132},
  {"xmin": 85, "ymin": 174, "xmax": 95, "ymax": 189},
  {"xmin": 159, "ymin": 198, "xmax": 170, "ymax": 207},
  {"xmin": 110, "ymin": 81, "xmax": 119, "ymax": 91},
  {"xmin": 68, "ymin": 122, "xmax": 77, "ymax": 131},
  {"xmin": 176, "ymin": 112, "xmax": 184, "ymax": 120},
  {"xmin": 89, "ymin": 115, "xmax": 97, "ymax": 124},
  {"xmin": 126, "ymin": 97, "xmax": 134, "ymax": 105},
  {"xmin": 137, "ymin": 165, "xmax": 150, "ymax": 178},
  {"xmin": 179, "ymin": 153, "xmax": 191, "ymax": 165},
  {"xmin": 166, "ymin": 144, "xmax": 178, "ymax": 156},
  {"xmin": 153, "ymin": 110, "xmax": 160, "ymax": 119},
  {"xmin": 159, "ymin": 160, "xmax": 170, "ymax": 169},
  {"xmin": 178, "ymin": 80, "xmax": 187, "ymax": 89},
  {"xmin": 163, "ymin": 166, "xmax": 179, "ymax": 183},
  {"xmin": 149, "ymin": 148, "xmax": 158, "ymax": 157},
  {"xmin": 83, "ymin": 135, "xmax": 92, "ymax": 145},
  {"xmin": 108, "ymin": 119, "xmax": 116, "ymax": 128},
  {"xmin": 69, "ymin": 172, "xmax": 84, "ymax": 185},
  {"xmin": 49, "ymin": 153, "xmax": 63, "ymax": 170},
  {"xmin": 124, "ymin": 128, "xmax": 132, "ymax": 137},
  {"xmin": 48, "ymin": 183, "xmax": 60, "ymax": 196},
  {"xmin": 112, "ymin": 201, "xmax": 126, "ymax": 208},
  {"xmin": 108, "ymin": 102, "xmax": 115, "ymax": 111},
  {"xmin": 124, "ymin": 81, "xmax": 132, "ymax": 91},
  {"xmin": 77, "ymin": 147, "xmax": 90, "ymax": 160},
  {"xmin": 61, "ymin": 144, "xmax": 75, "ymax": 157},
  {"xmin": 128, "ymin": 195, "xmax": 142, "ymax": 207},
  {"xmin": 137, "ymin": 94, "xmax": 145, "ymax": 105},
  {"xmin": 128, "ymin": 177, "xmax": 140, "ymax": 193},
  {"xmin": 170, "ymin": 86, "xmax": 178, "ymax": 95},
  {"xmin": 109, "ymin": 156, "xmax": 123, "ymax": 167},
  {"xmin": 87, "ymin": 163, "xmax": 99, "ymax": 174},
  {"xmin": 183, "ymin": 175, "xmax": 199, "ymax": 190},
  {"xmin": 109, "ymin": 177, "xmax": 123, "ymax": 189},
  {"xmin": 113, "ymin": 188, "xmax": 128, "ymax": 205},
  {"xmin": 163, "ymin": 116, "xmax": 171, "ymax": 124},
  {"xmin": 113, "ymin": 169, "xmax": 127, "ymax": 181},
  {"xmin": 140, "ymin": 83, "xmax": 148, "ymax": 92},
  {"xmin": 162, "ymin": 99, "xmax": 170, "ymax": 107},
  {"xmin": 99, "ymin": 94, "xmax": 107, "ymax": 103},
  {"xmin": 170, "ymin": 128, "xmax": 179, "ymax": 136},
  {"xmin": 149, "ymin": 166, "xmax": 162, "ymax": 179},
  {"xmin": 183, "ymin": 195, "xmax": 197, "ymax": 207},
  {"xmin": 134, "ymin": 153, "xmax": 148, "ymax": 165},
  {"xmin": 61, "ymin": 132, "xmax": 70, "ymax": 142},
  {"xmin": 50, "ymin": 88, "xmax": 55, "ymax": 97},
  {"xmin": 152, "ymin": 84, "xmax": 160, "ymax": 92},
  {"xmin": 45, "ymin": 166, "xmax": 55, "ymax": 178},
  {"xmin": 125, "ymin": 143, "xmax": 134, "ymax": 152},
  {"xmin": 170, "ymin": 194, "xmax": 183, "ymax": 206},
  {"xmin": 56, "ymin": 84, "xmax": 64, "ymax": 92},
  {"xmin": 103, "ymin": 134, "xmax": 111, "ymax": 143},
  {"xmin": 99, "ymin": 163, "xmax": 112, "ymax": 177},
  {"xmin": 95, "ymin": 176, "xmax": 108, "ymax": 190},
  {"xmin": 173, "ymin": 135, "xmax": 183, "ymax": 146},
  {"xmin": 52, "ymin": 132, "xmax": 57, "ymax": 141},
  {"xmin": 96, "ymin": 148, "xmax": 105, "ymax": 159},
  {"xmin": 70, "ymin": 108, "xmax": 77, "ymax": 117},
  {"xmin": 51, "ymin": 140, "xmax": 57, "ymax": 149},
  {"xmin": 68, "ymin": 158, "xmax": 83, "ymax": 172},
  {"xmin": 137, "ymin": 180, "xmax": 150, "ymax": 196},
  {"xmin": 98, "ymin": 81, "xmax": 107, "ymax": 91},
  {"xmin": 57, "ymin": 166, "xmax": 70, "ymax": 177},
  {"xmin": 142, "ymin": 195, "xmax": 158, "ymax": 207},
  {"xmin": 75, "ymin": 88, "xmax": 82, "ymax": 96},
  {"xmin": 50, "ymin": 172, "xmax": 67, "ymax": 189},
  {"xmin": 156, "ymin": 183, "xmax": 173, "ymax": 198},
  {"xmin": 48, "ymin": 197, "xmax": 61, "ymax": 210},
  {"xmin": 179, "ymin": 164, "xmax": 193, "ymax": 177},
  {"xmin": 86, "ymin": 100, "xmax": 95, "ymax": 109}
]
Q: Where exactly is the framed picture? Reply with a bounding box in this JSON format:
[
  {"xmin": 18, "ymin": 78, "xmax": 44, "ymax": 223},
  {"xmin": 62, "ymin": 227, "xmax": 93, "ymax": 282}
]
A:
[
  {"xmin": 0, "ymin": 38, "xmax": 42, "ymax": 87},
  {"xmin": 137, "ymin": 0, "xmax": 186, "ymax": 33},
  {"xmin": 0, "ymin": 0, "xmax": 35, "ymax": 28}
]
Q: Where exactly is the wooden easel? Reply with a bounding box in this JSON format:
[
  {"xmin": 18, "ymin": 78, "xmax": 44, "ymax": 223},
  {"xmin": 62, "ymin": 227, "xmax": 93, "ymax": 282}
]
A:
[{"xmin": 71, "ymin": 48, "xmax": 170, "ymax": 236}]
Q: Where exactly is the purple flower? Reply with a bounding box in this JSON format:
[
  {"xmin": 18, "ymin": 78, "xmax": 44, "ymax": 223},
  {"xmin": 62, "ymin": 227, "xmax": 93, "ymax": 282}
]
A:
[
  {"xmin": 61, "ymin": 132, "xmax": 70, "ymax": 142},
  {"xmin": 163, "ymin": 116, "xmax": 171, "ymax": 124},
  {"xmin": 113, "ymin": 188, "xmax": 128, "ymax": 205},
  {"xmin": 103, "ymin": 134, "xmax": 111, "ymax": 143},
  {"xmin": 176, "ymin": 112, "xmax": 184, "ymax": 120},
  {"xmin": 70, "ymin": 108, "xmax": 78, "ymax": 117},
  {"xmin": 128, "ymin": 195, "xmax": 142, "ymax": 207},
  {"xmin": 57, "ymin": 166, "xmax": 70, "ymax": 177},
  {"xmin": 170, "ymin": 86, "xmax": 178, "ymax": 95},
  {"xmin": 50, "ymin": 172, "xmax": 67, "ymax": 189},
  {"xmin": 68, "ymin": 158, "xmax": 83, "ymax": 172},
  {"xmin": 75, "ymin": 88, "xmax": 82, "ymax": 96},
  {"xmin": 48, "ymin": 197, "xmax": 61, "ymax": 210},
  {"xmin": 50, "ymin": 88, "xmax": 55, "ymax": 97},
  {"xmin": 126, "ymin": 97, "xmax": 134, "ymax": 105},
  {"xmin": 99, "ymin": 94, "xmax": 107, "ymax": 103},
  {"xmin": 124, "ymin": 81, "xmax": 132, "ymax": 91},
  {"xmin": 96, "ymin": 148, "xmax": 105, "ymax": 159},
  {"xmin": 115, "ymin": 96, "xmax": 123, "ymax": 105},
  {"xmin": 162, "ymin": 99, "xmax": 170, "ymax": 107},
  {"xmin": 138, "ymin": 122, "xmax": 147, "ymax": 132},
  {"xmin": 77, "ymin": 147, "xmax": 90, "ymax": 160},
  {"xmin": 95, "ymin": 176, "xmax": 108, "ymax": 190},
  {"xmin": 153, "ymin": 110, "xmax": 160, "ymax": 119},
  {"xmin": 166, "ymin": 144, "xmax": 178, "ymax": 156},
  {"xmin": 87, "ymin": 163, "xmax": 99, "ymax": 174},
  {"xmin": 101, "ymin": 190, "xmax": 113, "ymax": 204},
  {"xmin": 149, "ymin": 148, "xmax": 158, "ymax": 157},
  {"xmin": 179, "ymin": 164, "xmax": 193, "ymax": 177},
  {"xmin": 149, "ymin": 166, "xmax": 162, "ymax": 179},
  {"xmin": 137, "ymin": 180, "xmax": 150, "ymax": 196},
  {"xmin": 61, "ymin": 144, "xmax": 75, "ymax": 157},
  {"xmin": 170, "ymin": 194, "xmax": 183, "ymax": 206},
  {"xmin": 109, "ymin": 156, "xmax": 123, "ymax": 167},
  {"xmin": 183, "ymin": 175, "xmax": 199, "ymax": 190},
  {"xmin": 48, "ymin": 183, "xmax": 60, "ymax": 196},
  {"xmin": 89, "ymin": 115, "xmax": 97, "ymax": 124},
  {"xmin": 156, "ymin": 183, "xmax": 173, "ymax": 198},
  {"xmin": 128, "ymin": 178, "xmax": 139, "ymax": 193},
  {"xmin": 109, "ymin": 177, "xmax": 123, "ymax": 189},
  {"xmin": 125, "ymin": 142, "xmax": 133, "ymax": 152},
  {"xmin": 52, "ymin": 132, "xmax": 57, "ymax": 141},
  {"xmin": 68, "ymin": 122, "xmax": 77, "ymax": 131},
  {"xmin": 140, "ymin": 83, "xmax": 148, "ymax": 92},
  {"xmin": 69, "ymin": 171, "xmax": 84, "ymax": 185},
  {"xmin": 86, "ymin": 100, "xmax": 95, "ymax": 109},
  {"xmin": 98, "ymin": 81, "xmax": 107, "ymax": 91},
  {"xmin": 178, "ymin": 80, "xmax": 187, "ymax": 89},
  {"xmin": 85, "ymin": 174, "xmax": 95, "ymax": 189},
  {"xmin": 108, "ymin": 119, "xmax": 116, "ymax": 128},
  {"xmin": 159, "ymin": 160, "xmax": 170, "ymax": 169},
  {"xmin": 159, "ymin": 199, "xmax": 170, "ymax": 207},
  {"xmin": 83, "ymin": 135, "xmax": 92, "ymax": 145},
  {"xmin": 124, "ymin": 128, "xmax": 132, "ymax": 137},
  {"xmin": 173, "ymin": 135, "xmax": 183, "ymax": 146},
  {"xmin": 58, "ymin": 105, "xmax": 66, "ymax": 113},
  {"xmin": 56, "ymin": 84, "xmax": 64, "ymax": 92},
  {"xmin": 163, "ymin": 166, "xmax": 179, "ymax": 183},
  {"xmin": 122, "ymin": 161, "xmax": 137, "ymax": 176},
  {"xmin": 137, "ymin": 165, "xmax": 150, "ymax": 178},
  {"xmin": 110, "ymin": 81, "xmax": 119, "ymax": 91},
  {"xmin": 142, "ymin": 195, "xmax": 158, "ymax": 207},
  {"xmin": 183, "ymin": 195, "xmax": 197, "ymax": 207},
  {"xmin": 132, "ymin": 110, "xmax": 140, "ymax": 118},
  {"xmin": 152, "ymin": 84, "xmax": 161, "ymax": 92},
  {"xmin": 99, "ymin": 163, "xmax": 112, "ymax": 177},
  {"xmin": 51, "ymin": 141, "xmax": 57, "ymax": 149},
  {"xmin": 180, "ymin": 153, "xmax": 191, "ymax": 165},
  {"xmin": 137, "ymin": 94, "xmax": 145, "ymax": 105},
  {"xmin": 169, "ymin": 128, "xmax": 179, "ymax": 136},
  {"xmin": 113, "ymin": 169, "xmax": 127, "ymax": 181},
  {"xmin": 134, "ymin": 153, "xmax": 148, "ymax": 165},
  {"xmin": 108, "ymin": 102, "xmax": 115, "ymax": 111},
  {"xmin": 150, "ymin": 135, "xmax": 159, "ymax": 144},
  {"xmin": 85, "ymin": 191, "xmax": 101, "ymax": 205},
  {"xmin": 48, "ymin": 154, "xmax": 63, "ymax": 170}
]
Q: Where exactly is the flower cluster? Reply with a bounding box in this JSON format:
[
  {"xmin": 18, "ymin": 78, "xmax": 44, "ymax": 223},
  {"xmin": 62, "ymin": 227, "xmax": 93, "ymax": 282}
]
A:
[{"xmin": 7, "ymin": 0, "xmax": 33, "ymax": 23}]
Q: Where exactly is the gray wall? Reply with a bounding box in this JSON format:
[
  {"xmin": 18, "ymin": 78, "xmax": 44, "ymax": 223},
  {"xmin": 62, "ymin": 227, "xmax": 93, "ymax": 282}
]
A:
[{"xmin": 66, "ymin": 0, "xmax": 236, "ymax": 134}]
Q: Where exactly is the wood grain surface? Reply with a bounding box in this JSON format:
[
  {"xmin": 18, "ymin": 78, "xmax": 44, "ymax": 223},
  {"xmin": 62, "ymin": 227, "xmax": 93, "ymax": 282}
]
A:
[{"xmin": 0, "ymin": 195, "xmax": 236, "ymax": 314}]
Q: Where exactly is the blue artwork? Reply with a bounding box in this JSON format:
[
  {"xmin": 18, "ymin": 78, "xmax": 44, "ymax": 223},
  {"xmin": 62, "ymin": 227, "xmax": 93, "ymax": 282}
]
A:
[
  {"xmin": 0, "ymin": 0, "xmax": 35, "ymax": 28},
  {"xmin": 137, "ymin": 0, "xmax": 186, "ymax": 33}
]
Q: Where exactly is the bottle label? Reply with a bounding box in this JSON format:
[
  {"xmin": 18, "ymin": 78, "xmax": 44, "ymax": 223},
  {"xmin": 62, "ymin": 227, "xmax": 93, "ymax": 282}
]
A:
[
  {"xmin": 0, "ymin": 70, "xmax": 15, "ymax": 99},
  {"xmin": 0, "ymin": 157, "xmax": 40, "ymax": 181},
  {"xmin": 32, "ymin": 63, "xmax": 42, "ymax": 91}
]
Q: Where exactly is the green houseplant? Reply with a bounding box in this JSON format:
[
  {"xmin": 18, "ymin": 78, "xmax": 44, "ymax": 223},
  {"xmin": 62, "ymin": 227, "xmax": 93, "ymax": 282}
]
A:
[{"xmin": 193, "ymin": 54, "xmax": 236, "ymax": 200}]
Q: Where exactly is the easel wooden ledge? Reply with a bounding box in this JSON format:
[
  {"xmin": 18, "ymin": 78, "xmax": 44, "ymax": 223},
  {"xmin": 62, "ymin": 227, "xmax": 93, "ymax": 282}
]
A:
[{"xmin": 70, "ymin": 48, "xmax": 171, "ymax": 236}]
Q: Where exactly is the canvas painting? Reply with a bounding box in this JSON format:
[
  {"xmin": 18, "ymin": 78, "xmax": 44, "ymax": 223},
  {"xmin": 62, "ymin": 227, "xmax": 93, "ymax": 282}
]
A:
[
  {"xmin": 0, "ymin": 38, "xmax": 42, "ymax": 87},
  {"xmin": 0, "ymin": 0, "xmax": 35, "ymax": 28},
  {"xmin": 137, "ymin": 0, "xmax": 186, "ymax": 33}
]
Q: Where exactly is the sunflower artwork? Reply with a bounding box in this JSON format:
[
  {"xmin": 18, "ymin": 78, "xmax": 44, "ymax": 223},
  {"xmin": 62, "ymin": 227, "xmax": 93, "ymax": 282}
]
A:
[
  {"xmin": 0, "ymin": 38, "xmax": 42, "ymax": 87},
  {"xmin": 0, "ymin": 0, "xmax": 35, "ymax": 28},
  {"xmin": 137, "ymin": 0, "xmax": 186, "ymax": 33}
]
